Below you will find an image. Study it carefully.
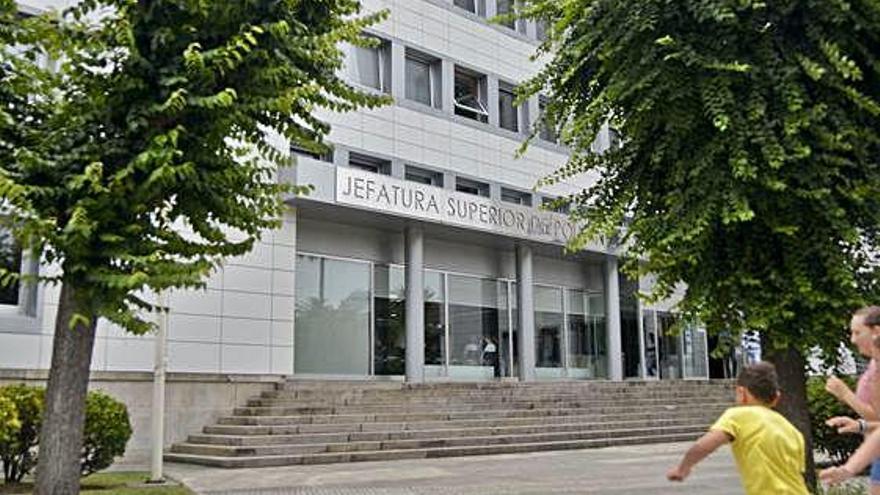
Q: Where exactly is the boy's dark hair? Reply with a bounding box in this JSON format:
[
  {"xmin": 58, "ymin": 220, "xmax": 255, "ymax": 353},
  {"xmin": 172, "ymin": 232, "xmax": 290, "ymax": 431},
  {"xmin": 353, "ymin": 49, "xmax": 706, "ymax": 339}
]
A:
[
  {"xmin": 855, "ymin": 306, "xmax": 880, "ymax": 327},
  {"xmin": 736, "ymin": 361, "xmax": 780, "ymax": 403}
]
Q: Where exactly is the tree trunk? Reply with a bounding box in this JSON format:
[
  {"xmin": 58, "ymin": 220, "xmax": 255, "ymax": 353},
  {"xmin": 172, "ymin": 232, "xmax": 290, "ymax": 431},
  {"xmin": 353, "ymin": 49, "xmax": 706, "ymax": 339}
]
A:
[
  {"xmin": 34, "ymin": 283, "xmax": 97, "ymax": 495},
  {"xmin": 763, "ymin": 343, "xmax": 817, "ymax": 492}
]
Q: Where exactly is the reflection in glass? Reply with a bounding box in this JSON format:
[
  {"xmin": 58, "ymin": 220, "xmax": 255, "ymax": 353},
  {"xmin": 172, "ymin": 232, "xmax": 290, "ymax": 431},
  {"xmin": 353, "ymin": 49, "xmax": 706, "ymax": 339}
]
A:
[
  {"xmin": 568, "ymin": 290, "xmax": 608, "ymax": 379},
  {"xmin": 448, "ymin": 276, "xmax": 504, "ymax": 377},
  {"xmin": 642, "ymin": 310, "xmax": 658, "ymax": 378},
  {"xmin": 294, "ymin": 255, "xmax": 370, "ymax": 375},
  {"xmin": 424, "ymin": 270, "xmax": 446, "ymax": 366},
  {"xmin": 658, "ymin": 312, "xmax": 682, "ymax": 379},
  {"xmin": 535, "ymin": 286, "xmax": 563, "ymax": 368},
  {"xmin": 619, "ymin": 272, "xmax": 641, "ymax": 378},
  {"xmin": 0, "ymin": 229, "xmax": 19, "ymax": 305},
  {"xmin": 374, "ymin": 265, "xmax": 405, "ymax": 375}
]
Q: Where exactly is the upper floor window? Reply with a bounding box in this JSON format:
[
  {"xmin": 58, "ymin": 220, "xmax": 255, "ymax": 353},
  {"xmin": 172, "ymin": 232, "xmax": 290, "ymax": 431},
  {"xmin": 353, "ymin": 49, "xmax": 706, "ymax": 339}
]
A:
[
  {"xmin": 498, "ymin": 81, "xmax": 519, "ymax": 133},
  {"xmin": 454, "ymin": 67, "xmax": 488, "ymax": 123},
  {"xmin": 342, "ymin": 37, "xmax": 391, "ymax": 94},
  {"xmin": 405, "ymin": 165, "xmax": 444, "ymax": 187},
  {"xmin": 405, "ymin": 48, "xmax": 442, "ymax": 109},
  {"xmin": 453, "ymin": 0, "xmax": 486, "ymax": 16},
  {"xmin": 495, "ymin": 0, "xmax": 516, "ymax": 30},
  {"xmin": 501, "ymin": 187, "xmax": 532, "ymax": 206},
  {"xmin": 542, "ymin": 196, "xmax": 570, "ymax": 214},
  {"xmin": 0, "ymin": 228, "xmax": 21, "ymax": 306},
  {"xmin": 609, "ymin": 126, "xmax": 622, "ymax": 150},
  {"xmin": 349, "ymin": 152, "xmax": 391, "ymax": 175},
  {"xmin": 538, "ymin": 96, "xmax": 559, "ymax": 144},
  {"xmin": 291, "ymin": 143, "xmax": 333, "ymax": 162},
  {"xmin": 535, "ymin": 19, "xmax": 549, "ymax": 42},
  {"xmin": 455, "ymin": 177, "xmax": 490, "ymax": 197}
]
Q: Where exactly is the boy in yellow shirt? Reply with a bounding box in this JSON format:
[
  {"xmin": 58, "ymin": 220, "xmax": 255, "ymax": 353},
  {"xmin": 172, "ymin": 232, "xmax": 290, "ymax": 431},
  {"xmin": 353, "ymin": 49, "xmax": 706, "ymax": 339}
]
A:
[{"xmin": 667, "ymin": 361, "xmax": 809, "ymax": 495}]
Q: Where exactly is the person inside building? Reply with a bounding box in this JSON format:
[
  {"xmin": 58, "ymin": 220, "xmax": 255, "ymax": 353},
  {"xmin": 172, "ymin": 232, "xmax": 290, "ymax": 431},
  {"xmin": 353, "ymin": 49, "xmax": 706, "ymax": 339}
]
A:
[
  {"xmin": 666, "ymin": 361, "xmax": 809, "ymax": 495},
  {"xmin": 824, "ymin": 306, "xmax": 880, "ymax": 494}
]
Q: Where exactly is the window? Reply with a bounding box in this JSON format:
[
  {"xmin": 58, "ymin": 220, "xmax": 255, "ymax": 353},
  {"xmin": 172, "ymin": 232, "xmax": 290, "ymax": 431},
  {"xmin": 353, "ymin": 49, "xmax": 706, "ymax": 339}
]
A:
[
  {"xmin": 405, "ymin": 165, "xmax": 444, "ymax": 187},
  {"xmin": 349, "ymin": 152, "xmax": 391, "ymax": 175},
  {"xmin": 342, "ymin": 37, "xmax": 391, "ymax": 93},
  {"xmin": 609, "ymin": 126, "xmax": 622, "ymax": 150},
  {"xmin": 535, "ymin": 19, "xmax": 549, "ymax": 42},
  {"xmin": 538, "ymin": 96, "xmax": 558, "ymax": 144},
  {"xmin": 291, "ymin": 143, "xmax": 332, "ymax": 162},
  {"xmin": 542, "ymin": 196, "xmax": 570, "ymax": 214},
  {"xmin": 495, "ymin": 0, "xmax": 516, "ymax": 30},
  {"xmin": 0, "ymin": 228, "xmax": 20, "ymax": 306},
  {"xmin": 454, "ymin": 67, "xmax": 488, "ymax": 123},
  {"xmin": 405, "ymin": 49, "xmax": 442, "ymax": 109},
  {"xmin": 453, "ymin": 0, "xmax": 486, "ymax": 16},
  {"xmin": 501, "ymin": 188, "xmax": 531, "ymax": 206},
  {"xmin": 498, "ymin": 82, "xmax": 519, "ymax": 132},
  {"xmin": 455, "ymin": 177, "xmax": 490, "ymax": 197}
]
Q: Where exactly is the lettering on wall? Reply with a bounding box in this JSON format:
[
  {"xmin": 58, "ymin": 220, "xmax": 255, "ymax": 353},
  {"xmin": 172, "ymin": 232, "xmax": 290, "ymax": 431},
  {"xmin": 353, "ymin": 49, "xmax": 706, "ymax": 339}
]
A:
[{"xmin": 336, "ymin": 167, "xmax": 581, "ymax": 245}]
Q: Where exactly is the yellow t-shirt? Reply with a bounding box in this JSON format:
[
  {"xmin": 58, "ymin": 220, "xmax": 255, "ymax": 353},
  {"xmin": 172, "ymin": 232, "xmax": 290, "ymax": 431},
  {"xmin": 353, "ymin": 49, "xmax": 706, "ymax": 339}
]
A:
[{"xmin": 711, "ymin": 405, "xmax": 809, "ymax": 495}]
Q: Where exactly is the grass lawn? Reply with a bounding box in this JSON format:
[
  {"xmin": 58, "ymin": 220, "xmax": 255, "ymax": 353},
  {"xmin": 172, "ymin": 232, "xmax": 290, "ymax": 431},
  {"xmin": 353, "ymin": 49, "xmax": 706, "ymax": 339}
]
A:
[{"xmin": 0, "ymin": 472, "xmax": 194, "ymax": 494}]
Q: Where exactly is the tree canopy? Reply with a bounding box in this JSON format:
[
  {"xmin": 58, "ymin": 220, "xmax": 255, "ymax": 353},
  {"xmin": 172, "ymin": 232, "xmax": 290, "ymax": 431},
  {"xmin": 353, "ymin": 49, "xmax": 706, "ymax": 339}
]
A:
[{"xmin": 520, "ymin": 0, "xmax": 880, "ymax": 361}]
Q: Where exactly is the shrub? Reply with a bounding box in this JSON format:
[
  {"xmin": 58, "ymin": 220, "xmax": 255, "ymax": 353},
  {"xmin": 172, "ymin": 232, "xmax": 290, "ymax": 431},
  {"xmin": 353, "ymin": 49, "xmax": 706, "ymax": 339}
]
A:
[
  {"xmin": 0, "ymin": 384, "xmax": 43, "ymax": 483},
  {"xmin": 807, "ymin": 375, "xmax": 862, "ymax": 465},
  {"xmin": 0, "ymin": 396, "xmax": 19, "ymax": 445},
  {"xmin": 0, "ymin": 385, "xmax": 133, "ymax": 481},
  {"xmin": 81, "ymin": 390, "xmax": 133, "ymax": 476}
]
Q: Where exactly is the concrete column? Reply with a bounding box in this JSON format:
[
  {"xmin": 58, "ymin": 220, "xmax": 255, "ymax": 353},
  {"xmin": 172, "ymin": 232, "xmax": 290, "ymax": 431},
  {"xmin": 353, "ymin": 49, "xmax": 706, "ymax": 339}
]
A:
[
  {"xmin": 390, "ymin": 41, "xmax": 406, "ymax": 102},
  {"xmin": 441, "ymin": 59, "xmax": 455, "ymax": 115},
  {"xmin": 526, "ymin": 96, "xmax": 540, "ymax": 136},
  {"xmin": 604, "ymin": 255, "xmax": 623, "ymax": 380},
  {"xmin": 390, "ymin": 159, "xmax": 405, "ymax": 179},
  {"xmin": 516, "ymin": 244, "xmax": 536, "ymax": 381},
  {"xmin": 487, "ymin": 77, "xmax": 500, "ymax": 128},
  {"xmin": 443, "ymin": 172, "xmax": 456, "ymax": 191},
  {"xmin": 405, "ymin": 225, "xmax": 425, "ymax": 382},
  {"xmin": 333, "ymin": 147, "xmax": 350, "ymax": 168},
  {"xmin": 485, "ymin": 0, "xmax": 497, "ymax": 18}
]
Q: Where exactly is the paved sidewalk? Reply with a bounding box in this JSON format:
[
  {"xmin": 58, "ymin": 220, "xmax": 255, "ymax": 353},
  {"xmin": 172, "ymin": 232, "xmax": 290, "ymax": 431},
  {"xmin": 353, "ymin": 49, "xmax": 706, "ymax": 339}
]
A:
[{"xmin": 165, "ymin": 442, "xmax": 745, "ymax": 495}]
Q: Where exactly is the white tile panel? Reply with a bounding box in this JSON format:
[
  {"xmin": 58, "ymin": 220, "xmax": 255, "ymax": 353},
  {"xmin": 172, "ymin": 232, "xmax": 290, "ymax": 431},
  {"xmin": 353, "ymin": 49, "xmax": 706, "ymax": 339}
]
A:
[
  {"xmin": 168, "ymin": 342, "xmax": 220, "ymax": 373},
  {"xmin": 222, "ymin": 291, "xmax": 272, "ymax": 320},
  {"xmin": 271, "ymin": 346, "xmax": 294, "ymax": 375},
  {"xmin": 223, "ymin": 265, "xmax": 272, "ymax": 294},
  {"xmin": 168, "ymin": 313, "xmax": 221, "ymax": 343},
  {"xmin": 105, "ymin": 337, "xmax": 154, "ymax": 371},
  {"xmin": 221, "ymin": 317, "xmax": 271, "ymax": 346},
  {"xmin": 221, "ymin": 345, "xmax": 271, "ymax": 374},
  {"xmin": 272, "ymin": 270, "xmax": 295, "ymax": 297},
  {"xmin": 272, "ymin": 296, "xmax": 295, "ymax": 322},
  {"xmin": 0, "ymin": 333, "xmax": 42, "ymax": 369},
  {"xmin": 271, "ymin": 321, "xmax": 294, "ymax": 347},
  {"xmin": 169, "ymin": 288, "xmax": 222, "ymax": 317}
]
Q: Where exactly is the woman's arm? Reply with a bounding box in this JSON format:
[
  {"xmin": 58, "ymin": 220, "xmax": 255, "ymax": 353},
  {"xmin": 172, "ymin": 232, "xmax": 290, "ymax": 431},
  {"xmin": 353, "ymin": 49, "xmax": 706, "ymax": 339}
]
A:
[{"xmin": 827, "ymin": 376, "xmax": 879, "ymax": 420}]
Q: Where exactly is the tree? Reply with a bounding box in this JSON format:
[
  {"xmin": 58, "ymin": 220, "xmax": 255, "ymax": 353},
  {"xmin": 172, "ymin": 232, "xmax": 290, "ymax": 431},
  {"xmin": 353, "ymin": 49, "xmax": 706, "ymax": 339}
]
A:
[
  {"xmin": 0, "ymin": 1, "xmax": 389, "ymax": 492},
  {"xmin": 518, "ymin": 0, "xmax": 880, "ymax": 487}
]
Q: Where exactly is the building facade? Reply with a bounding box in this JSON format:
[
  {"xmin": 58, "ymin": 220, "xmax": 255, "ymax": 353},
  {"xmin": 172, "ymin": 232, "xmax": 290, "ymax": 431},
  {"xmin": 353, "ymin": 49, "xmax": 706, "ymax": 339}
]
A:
[{"xmin": 1, "ymin": 0, "xmax": 714, "ymax": 384}]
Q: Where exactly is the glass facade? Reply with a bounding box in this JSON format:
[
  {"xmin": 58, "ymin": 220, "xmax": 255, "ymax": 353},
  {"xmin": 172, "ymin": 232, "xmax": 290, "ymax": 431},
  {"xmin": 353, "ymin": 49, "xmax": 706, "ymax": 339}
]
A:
[
  {"xmin": 294, "ymin": 255, "xmax": 371, "ymax": 375},
  {"xmin": 567, "ymin": 290, "xmax": 608, "ymax": 379},
  {"xmin": 293, "ymin": 254, "xmax": 640, "ymax": 381},
  {"xmin": 642, "ymin": 309, "xmax": 710, "ymax": 380},
  {"xmin": 535, "ymin": 286, "xmax": 563, "ymax": 371}
]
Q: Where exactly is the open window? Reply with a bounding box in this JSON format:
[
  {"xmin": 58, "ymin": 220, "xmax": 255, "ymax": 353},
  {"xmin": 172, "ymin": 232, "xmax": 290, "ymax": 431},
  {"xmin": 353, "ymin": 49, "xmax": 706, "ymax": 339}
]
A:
[{"xmin": 454, "ymin": 67, "xmax": 489, "ymax": 123}]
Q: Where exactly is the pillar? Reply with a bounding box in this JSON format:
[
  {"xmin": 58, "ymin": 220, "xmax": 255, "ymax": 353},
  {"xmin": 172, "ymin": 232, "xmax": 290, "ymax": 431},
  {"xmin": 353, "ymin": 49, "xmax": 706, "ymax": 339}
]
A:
[
  {"xmin": 405, "ymin": 225, "xmax": 425, "ymax": 382},
  {"xmin": 516, "ymin": 243, "xmax": 536, "ymax": 381},
  {"xmin": 605, "ymin": 255, "xmax": 623, "ymax": 380}
]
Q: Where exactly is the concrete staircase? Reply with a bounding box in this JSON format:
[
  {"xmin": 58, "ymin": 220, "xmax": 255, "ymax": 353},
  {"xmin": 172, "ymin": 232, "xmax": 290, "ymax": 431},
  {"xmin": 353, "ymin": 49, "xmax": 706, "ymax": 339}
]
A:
[{"xmin": 165, "ymin": 380, "xmax": 734, "ymax": 468}]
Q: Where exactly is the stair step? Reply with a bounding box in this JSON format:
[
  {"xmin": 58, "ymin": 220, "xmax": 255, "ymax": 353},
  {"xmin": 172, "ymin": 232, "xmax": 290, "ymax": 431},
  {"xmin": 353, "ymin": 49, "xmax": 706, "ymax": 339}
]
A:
[
  {"xmin": 165, "ymin": 431, "xmax": 703, "ymax": 468},
  {"xmin": 222, "ymin": 402, "xmax": 731, "ymax": 424},
  {"xmin": 203, "ymin": 408, "xmax": 724, "ymax": 436},
  {"xmin": 191, "ymin": 417, "xmax": 711, "ymax": 446}
]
